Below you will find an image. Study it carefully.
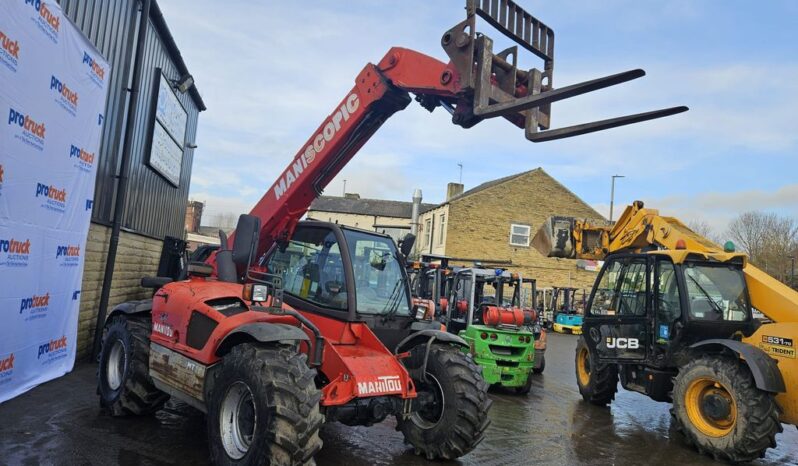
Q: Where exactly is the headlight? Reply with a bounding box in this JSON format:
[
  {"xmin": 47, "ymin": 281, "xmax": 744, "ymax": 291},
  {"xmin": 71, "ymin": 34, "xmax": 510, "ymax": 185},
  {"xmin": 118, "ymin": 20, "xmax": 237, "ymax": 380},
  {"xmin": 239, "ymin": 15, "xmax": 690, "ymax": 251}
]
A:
[{"xmin": 243, "ymin": 284, "xmax": 270, "ymax": 302}]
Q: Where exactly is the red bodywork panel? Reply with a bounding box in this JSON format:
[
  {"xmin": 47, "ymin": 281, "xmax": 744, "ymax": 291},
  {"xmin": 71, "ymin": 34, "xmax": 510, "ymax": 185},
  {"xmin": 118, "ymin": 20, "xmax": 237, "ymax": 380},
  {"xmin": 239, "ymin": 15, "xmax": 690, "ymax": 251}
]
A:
[
  {"xmin": 161, "ymin": 48, "xmax": 474, "ymax": 407},
  {"xmin": 151, "ymin": 277, "xmax": 415, "ymax": 406}
]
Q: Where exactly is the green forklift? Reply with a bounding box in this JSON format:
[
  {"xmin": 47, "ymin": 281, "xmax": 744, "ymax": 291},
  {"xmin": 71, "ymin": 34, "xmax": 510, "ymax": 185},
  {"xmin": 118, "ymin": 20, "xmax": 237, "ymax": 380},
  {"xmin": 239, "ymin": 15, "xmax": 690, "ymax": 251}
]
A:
[{"xmin": 444, "ymin": 268, "xmax": 538, "ymax": 393}]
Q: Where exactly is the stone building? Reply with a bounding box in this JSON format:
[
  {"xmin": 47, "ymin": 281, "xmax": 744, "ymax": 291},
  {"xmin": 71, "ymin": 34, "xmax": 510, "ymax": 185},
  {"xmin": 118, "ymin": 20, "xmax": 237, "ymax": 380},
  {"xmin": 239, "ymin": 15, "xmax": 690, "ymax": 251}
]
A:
[
  {"xmin": 308, "ymin": 193, "xmax": 434, "ymax": 242},
  {"xmin": 417, "ymin": 168, "xmax": 605, "ymax": 289}
]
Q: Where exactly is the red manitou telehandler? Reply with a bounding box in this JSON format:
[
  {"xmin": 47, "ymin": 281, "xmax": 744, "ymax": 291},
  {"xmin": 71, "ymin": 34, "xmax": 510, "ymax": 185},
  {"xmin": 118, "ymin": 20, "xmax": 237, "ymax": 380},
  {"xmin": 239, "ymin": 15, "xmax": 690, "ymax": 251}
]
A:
[{"xmin": 95, "ymin": 1, "xmax": 686, "ymax": 464}]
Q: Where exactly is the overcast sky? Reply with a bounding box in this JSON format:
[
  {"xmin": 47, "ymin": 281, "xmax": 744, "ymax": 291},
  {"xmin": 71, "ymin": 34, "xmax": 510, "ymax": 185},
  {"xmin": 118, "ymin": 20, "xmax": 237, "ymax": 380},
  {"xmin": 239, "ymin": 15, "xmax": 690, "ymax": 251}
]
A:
[{"xmin": 160, "ymin": 1, "xmax": 798, "ymax": 235}]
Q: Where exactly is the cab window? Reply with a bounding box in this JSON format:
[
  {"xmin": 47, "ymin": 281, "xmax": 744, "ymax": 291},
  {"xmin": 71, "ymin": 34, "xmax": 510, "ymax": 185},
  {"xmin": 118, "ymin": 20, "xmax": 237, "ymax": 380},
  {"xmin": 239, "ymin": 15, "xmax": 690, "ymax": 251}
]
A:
[
  {"xmin": 588, "ymin": 260, "xmax": 622, "ymax": 316},
  {"xmin": 266, "ymin": 228, "xmax": 347, "ymax": 310},
  {"xmin": 656, "ymin": 260, "xmax": 681, "ymax": 324},
  {"xmin": 617, "ymin": 259, "xmax": 648, "ymax": 316},
  {"xmin": 684, "ymin": 264, "xmax": 749, "ymax": 321}
]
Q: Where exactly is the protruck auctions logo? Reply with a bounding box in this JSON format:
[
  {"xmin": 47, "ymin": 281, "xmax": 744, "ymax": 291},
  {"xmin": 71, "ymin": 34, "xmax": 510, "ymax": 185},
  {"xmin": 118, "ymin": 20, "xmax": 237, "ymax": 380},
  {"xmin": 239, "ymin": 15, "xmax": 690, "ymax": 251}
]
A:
[
  {"xmin": 24, "ymin": 0, "xmax": 60, "ymax": 43},
  {"xmin": 9, "ymin": 107, "xmax": 46, "ymax": 150},
  {"xmin": 357, "ymin": 375, "xmax": 402, "ymax": 395},
  {"xmin": 0, "ymin": 28, "xmax": 21, "ymax": 72},
  {"xmin": 38, "ymin": 335, "xmax": 68, "ymax": 364},
  {"xmin": 56, "ymin": 244, "xmax": 80, "ymax": 267},
  {"xmin": 36, "ymin": 182, "xmax": 67, "ymax": 212},
  {"xmin": 20, "ymin": 292, "xmax": 50, "ymax": 319},
  {"xmin": 70, "ymin": 144, "xmax": 95, "ymax": 172},
  {"xmin": 83, "ymin": 51, "xmax": 105, "ymax": 86},
  {"xmin": 0, "ymin": 353, "xmax": 14, "ymax": 385},
  {"xmin": 0, "ymin": 237, "xmax": 32, "ymax": 268},
  {"xmin": 50, "ymin": 75, "xmax": 79, "ymax": 115},
  {"xmin": 273, "ymin": 93, "xmax": 360, "ymax": 200}
]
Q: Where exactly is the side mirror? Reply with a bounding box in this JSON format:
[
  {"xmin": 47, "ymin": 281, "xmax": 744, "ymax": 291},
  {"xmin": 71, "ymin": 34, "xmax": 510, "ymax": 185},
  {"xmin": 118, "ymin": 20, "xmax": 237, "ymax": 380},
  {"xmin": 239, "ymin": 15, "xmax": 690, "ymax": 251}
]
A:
[{"xmin": 399, "ymin": 233, "xmax": 416, "ymax": 258}]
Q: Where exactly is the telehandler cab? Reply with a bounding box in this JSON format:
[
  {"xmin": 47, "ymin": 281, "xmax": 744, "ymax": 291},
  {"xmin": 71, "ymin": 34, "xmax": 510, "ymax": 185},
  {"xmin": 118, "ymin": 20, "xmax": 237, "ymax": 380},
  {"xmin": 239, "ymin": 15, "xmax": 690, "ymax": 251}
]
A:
[
  {"xmin": 534, "ymin": 201, "xmax": 798, "ymax": 462},
  {"xmin": 96, "ymin": 1, "xmax": 686, "ymax": 463}
]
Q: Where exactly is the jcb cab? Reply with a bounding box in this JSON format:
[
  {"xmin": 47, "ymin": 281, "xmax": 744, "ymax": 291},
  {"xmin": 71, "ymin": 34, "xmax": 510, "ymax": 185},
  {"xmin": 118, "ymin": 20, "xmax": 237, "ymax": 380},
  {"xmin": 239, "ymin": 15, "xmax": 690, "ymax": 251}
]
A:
[{"xmin": 577, "ymin": 250, "xmax": 784, "ymax": 461}]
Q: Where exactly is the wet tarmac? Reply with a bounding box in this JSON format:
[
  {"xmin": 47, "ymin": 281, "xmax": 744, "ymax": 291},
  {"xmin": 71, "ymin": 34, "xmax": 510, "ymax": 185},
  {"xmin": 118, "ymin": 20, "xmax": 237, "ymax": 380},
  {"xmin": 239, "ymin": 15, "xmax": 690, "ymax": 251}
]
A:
[{"xmin": 1, "ymin": 333, "xmax": 797, "ymax": 465}]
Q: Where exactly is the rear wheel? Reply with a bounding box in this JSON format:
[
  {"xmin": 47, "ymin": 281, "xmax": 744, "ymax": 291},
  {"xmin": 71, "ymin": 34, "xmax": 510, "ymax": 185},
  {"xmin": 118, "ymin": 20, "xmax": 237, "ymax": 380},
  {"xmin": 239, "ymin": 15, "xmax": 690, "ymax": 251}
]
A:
[
  {"xmin": 97, "ymin": 314, "xmax": 168, "ymax": 415},
  {"xmin": 532, "ymin": 353, "xmax": 546, "ymax": 374},
  {"xmin": 397, "ymin": 344, "xmax": 492, "ymax": 460},
  {"xmin": 575, "ymin": 336, "xmax": 617, "ymax": 406},
  {"xmin": 672, "ymin": 355, "xmax": 781, "ymax": 463},
  {"xmin": 207, "ymin": 343, "xmax": 323, "ymax": 466},
  {"xmin": 515, "ymin": 372, "xmax": 534, "ymax": 394}
]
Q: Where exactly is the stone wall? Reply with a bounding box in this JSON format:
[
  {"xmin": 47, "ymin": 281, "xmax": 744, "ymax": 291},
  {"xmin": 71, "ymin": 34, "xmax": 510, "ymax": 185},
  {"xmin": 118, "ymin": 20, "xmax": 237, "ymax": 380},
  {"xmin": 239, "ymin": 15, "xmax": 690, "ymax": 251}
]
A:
[
  {"xmin": 444, "ymin": 169, "xmax": 606, "ymax": 290},
  {"xmin": 76, "ymin": 223, "xmax": 162, "ymax": 358}
]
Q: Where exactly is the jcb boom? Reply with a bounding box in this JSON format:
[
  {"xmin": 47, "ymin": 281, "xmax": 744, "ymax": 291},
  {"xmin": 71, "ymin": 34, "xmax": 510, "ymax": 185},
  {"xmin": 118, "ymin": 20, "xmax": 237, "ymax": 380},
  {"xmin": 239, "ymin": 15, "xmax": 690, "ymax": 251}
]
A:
[
  {"xmin": 534, "ymin": 200, "xmax": 798, "ymax": 462},
  {"xmin": 96, "ymin": 2, "xmax": 686, "ymax": 464}
]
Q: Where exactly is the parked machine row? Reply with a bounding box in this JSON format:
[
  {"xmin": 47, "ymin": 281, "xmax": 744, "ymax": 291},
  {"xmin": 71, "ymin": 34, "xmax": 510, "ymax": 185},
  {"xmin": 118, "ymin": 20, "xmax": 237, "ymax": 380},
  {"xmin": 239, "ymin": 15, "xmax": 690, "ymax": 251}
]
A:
[{"xmin": 94, "ymin": 1, "xmax": 689, "ymax": 465}]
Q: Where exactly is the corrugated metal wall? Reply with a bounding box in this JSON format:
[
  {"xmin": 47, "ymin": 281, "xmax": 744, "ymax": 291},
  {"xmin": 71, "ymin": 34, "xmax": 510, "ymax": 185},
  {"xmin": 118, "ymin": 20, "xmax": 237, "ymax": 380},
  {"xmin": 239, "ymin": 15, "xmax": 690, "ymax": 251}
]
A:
[{"xmin": 60, "ymin": 0, "xmax": 201, "ymax": 239}]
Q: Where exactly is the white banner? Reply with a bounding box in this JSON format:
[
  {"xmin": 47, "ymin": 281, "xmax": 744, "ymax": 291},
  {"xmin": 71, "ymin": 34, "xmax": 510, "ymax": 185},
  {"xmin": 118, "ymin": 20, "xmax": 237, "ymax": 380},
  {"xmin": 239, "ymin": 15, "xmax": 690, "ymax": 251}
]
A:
[{"xmin": 0, "ymin": 0, "xmax": 110, "ymax": 403}]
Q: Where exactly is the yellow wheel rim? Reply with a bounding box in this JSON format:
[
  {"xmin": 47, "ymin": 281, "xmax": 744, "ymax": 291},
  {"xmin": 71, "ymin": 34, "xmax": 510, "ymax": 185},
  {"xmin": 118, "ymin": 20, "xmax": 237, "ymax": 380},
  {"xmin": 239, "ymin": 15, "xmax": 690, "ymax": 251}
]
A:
[
  {"xmin": 684, "ymin": 377, "xmax": 737, "ymax": 438},
  {"xmin": 576, "ymin": 347, "xmax": 591, "ymax": 387}
]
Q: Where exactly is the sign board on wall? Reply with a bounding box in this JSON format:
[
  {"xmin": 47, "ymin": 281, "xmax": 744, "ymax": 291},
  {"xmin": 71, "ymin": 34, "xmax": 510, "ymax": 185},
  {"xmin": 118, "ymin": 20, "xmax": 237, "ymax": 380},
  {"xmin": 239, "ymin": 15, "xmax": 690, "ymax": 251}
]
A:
[
  {"xmin": 146, "ymin": 69, "xmax": 187, "ymax": 186},
  {"xmin": 0, "ymin": 1, "xmax": 111, "ymax": 403}
]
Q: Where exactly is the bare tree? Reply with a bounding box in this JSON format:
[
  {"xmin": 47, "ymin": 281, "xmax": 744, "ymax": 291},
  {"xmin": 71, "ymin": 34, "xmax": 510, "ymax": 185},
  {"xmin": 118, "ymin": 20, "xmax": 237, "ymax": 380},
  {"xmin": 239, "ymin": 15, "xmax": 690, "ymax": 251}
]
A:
[
  {"xmin": 726, "ymin": 211, "xmax": 798, "ymax": 285},
  {"xmin": 212, "ymin": 212, "xmax": 238, "ymax": 230},
  {"xmin": 726, "ymin": 211, "xmax": 775, "ymax": 262},
  {"xmin": 687, "ymin": 219, "xmax": 717, "ymax": 243}
]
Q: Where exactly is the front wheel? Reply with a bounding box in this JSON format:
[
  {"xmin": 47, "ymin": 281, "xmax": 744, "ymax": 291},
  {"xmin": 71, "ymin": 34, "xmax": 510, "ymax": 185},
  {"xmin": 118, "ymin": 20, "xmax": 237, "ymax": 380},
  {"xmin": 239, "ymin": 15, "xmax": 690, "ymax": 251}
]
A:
[
  {"xmin": 575, "ymin": 336, "xmax": 617, "ymax": 406},
  {"xmin": 97, "ymin": 314, "xmax": 168, "ymax": 415},
  {"xmin": 397, "ymin": 344, "xmax": 492, "ymax": 460},
  {"xmin": 671, "ymin": 355, "xmax": 782, "ymax": 463},
  {"xmin": 206, "ymin": 344, "xmax": 323, "ymax": 466}
]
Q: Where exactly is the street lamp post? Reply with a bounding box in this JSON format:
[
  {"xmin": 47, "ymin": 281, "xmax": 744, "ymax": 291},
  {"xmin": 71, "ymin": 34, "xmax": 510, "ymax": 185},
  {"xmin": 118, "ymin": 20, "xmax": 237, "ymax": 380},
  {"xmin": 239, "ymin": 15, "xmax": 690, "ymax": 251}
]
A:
[{"xmin": 609, "ymin": 174, "xmax": 625, "ymax": 222}]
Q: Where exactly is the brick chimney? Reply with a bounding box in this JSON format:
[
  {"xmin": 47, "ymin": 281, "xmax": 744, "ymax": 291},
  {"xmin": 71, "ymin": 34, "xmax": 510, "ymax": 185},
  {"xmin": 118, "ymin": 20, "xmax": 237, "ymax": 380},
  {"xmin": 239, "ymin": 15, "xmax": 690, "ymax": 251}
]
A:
[
  {"xmin": 184, "ymin": 200, "xmax": 204, "ymax": 233},
  {"xmin": 446, "ymin": 182, "xmax": 464, "ymax": 201}
]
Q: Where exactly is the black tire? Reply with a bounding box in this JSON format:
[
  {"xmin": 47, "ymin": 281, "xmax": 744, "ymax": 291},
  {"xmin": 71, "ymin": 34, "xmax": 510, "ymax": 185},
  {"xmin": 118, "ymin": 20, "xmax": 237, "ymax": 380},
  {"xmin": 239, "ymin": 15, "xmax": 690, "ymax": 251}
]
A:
[
  {"xmin": 97, "ymin": 314, "xmax": 168, "ymax": 416},
  {"xmin": 532, "ymin": 353, "xmax": 545, "ymax": 374},
  {"xmin": 207, "ymin": 343, "xmax": 323, "ymax": 466},
  {"xmin": 575, "ymin": 336, "xmax": 618, "ymax": 406},
  {"xmin": 515, "ymin": 372, "xmax": 534, "ymax": 395},
  {"xmin": 397, "ymin": 344, "xmax": 492, "ymax": 460},
  {"xmin": 671, "ymin": 355, "xmax": 782, "ymax": 463}
]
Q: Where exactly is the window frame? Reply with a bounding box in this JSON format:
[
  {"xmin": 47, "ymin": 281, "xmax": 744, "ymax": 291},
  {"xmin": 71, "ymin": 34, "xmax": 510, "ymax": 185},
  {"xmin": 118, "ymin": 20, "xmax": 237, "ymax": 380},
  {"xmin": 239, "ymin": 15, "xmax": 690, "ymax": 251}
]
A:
[
  {"xmin": 438, "ymin": 214, "xmax": 446, "ymax": 245},
  {"xmin": 424, "ymin": 218, "xmax": 432, "ymax": 247},
  {"xmin": 509, "ymin": 223, "xmax": 531, "ymax": 247}
]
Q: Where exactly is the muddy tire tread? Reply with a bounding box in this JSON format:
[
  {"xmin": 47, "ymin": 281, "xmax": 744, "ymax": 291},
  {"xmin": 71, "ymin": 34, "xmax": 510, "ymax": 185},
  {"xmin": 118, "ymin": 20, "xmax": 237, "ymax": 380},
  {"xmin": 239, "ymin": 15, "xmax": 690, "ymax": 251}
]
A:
[
  {"xmin": 98, "ymin": 314, "xmax": 168, "ymax": 416},
  {"xmin": 575, "ymin": 336, "xmax": 618, "ymax": 406},
  {"xmin": 207, "ymin": 343, "xmax": 323, "ymax": 466},
  {"xmin": 398, "ymin": 345, "xmax": 492, "ymax": 460},
  {"xmin": 671, "ymin": 355, "xmax": 782, "ymax": 463}
]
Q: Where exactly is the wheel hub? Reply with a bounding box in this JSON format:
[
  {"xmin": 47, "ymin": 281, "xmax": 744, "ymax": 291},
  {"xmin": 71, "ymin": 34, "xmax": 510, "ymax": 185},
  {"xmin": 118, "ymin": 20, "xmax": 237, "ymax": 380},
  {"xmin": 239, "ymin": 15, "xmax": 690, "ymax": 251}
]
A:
[
  {"xmin": 106, "ymin": 339, "xmax": 126, "ymax": 391},
  {"xmin": 219, "ymin": 382, "xmax": 257, "ymax": 460},
  {"xmin": 702, "ymin": 392, "xmax": 732, "ymax": 421},
  {"xmin": 410, "ymin": 373, "xmax": 445, "ymax": 429},
  {"xmin": 684, "ymin": 377, "xmax": 737, "ymax": 438}
]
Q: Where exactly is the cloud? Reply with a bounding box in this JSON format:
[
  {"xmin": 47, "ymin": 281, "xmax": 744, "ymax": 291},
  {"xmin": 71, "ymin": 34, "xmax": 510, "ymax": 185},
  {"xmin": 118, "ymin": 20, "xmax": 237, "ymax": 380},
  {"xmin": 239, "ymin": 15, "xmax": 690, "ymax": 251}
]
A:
[
  {"xmin": 641, "ymin": 184, "xmax": 798, "ymax": 232},
  {"xmin": 157, "ymin": 1, "xmax": 798, "ymax": 227}
]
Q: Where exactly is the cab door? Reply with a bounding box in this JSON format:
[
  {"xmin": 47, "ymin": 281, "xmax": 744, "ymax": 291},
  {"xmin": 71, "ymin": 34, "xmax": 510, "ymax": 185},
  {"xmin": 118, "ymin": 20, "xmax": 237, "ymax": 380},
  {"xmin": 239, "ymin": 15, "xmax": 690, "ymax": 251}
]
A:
[{"xmin": 583, "ymin": 255, "xmax": 650, "ymax": 361}]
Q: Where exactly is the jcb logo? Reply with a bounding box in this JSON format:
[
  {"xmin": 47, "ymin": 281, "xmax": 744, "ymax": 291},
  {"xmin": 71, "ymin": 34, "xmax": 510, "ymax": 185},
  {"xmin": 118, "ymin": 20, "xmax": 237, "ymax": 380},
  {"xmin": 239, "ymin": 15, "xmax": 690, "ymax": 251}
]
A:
[{"xmin": 606, "ymin": 337, "xmax": 639, "ymax": 349}]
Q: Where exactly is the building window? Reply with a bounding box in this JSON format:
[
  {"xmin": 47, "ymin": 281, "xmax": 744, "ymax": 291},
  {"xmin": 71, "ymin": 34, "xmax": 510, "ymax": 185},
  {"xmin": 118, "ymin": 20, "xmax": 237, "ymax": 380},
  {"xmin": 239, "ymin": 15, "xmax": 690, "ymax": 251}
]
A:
[
  {"xmin": 424, "ymin": 219, "xmax": 432, "ymax": 246},
  {"xmin": 510, "ymin": 223, "xmax": 531, "ymax": 247},
  {"xmin": 438, "ymin": 214, "xmax": 446, "ymax": 245}
]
